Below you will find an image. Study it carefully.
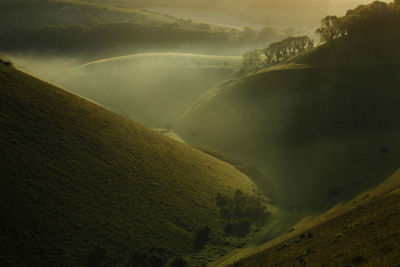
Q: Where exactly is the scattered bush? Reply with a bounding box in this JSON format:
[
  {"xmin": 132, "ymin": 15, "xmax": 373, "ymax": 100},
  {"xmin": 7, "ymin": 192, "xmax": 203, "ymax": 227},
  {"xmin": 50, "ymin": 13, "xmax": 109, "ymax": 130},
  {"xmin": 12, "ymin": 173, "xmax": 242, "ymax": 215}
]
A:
[
  {"xmin": 224, "ymin": 218, "xmax": 252, "ymax": 237},
  {"xmin": 216, "ymin": 190, "xmax": 270, "ymax": 237},
  {"xmin": 216, "ymin": 190, "xmax": 270, "ymax": 222}
]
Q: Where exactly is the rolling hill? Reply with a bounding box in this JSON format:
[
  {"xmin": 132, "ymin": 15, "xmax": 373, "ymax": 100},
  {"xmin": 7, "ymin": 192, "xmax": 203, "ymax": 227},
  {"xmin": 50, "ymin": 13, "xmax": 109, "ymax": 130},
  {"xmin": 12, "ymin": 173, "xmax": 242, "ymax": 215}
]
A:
[
  {"xmin": 0, "ymin": 0, "xmax": 185, "ymax": 35},
  {"xmin": 0, "ymin": 59, "xmax": 261, "ymax": 266},
  {"xmin": 99, "ymin": 0, "xmax": 338, "ymax": 28},
  {"xmin": 177, "ymin": 27, "xmax": 400, "ymax": 211}
]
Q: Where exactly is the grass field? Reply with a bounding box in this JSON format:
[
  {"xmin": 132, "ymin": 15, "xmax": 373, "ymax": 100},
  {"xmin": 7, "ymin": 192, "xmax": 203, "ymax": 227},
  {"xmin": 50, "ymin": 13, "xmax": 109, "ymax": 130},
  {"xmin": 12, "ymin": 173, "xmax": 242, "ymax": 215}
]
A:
[{"xmin": 0, "ymin": 60, "xmax": 261, "ymax": 266}]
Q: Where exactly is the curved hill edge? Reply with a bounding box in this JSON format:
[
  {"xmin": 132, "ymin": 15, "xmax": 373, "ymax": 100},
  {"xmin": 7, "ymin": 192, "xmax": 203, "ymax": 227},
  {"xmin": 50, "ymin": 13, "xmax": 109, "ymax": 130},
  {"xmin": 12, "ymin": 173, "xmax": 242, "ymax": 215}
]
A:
[{"xmin": 74, "ymin": 52, "xmax": 242, "ymax": 69}]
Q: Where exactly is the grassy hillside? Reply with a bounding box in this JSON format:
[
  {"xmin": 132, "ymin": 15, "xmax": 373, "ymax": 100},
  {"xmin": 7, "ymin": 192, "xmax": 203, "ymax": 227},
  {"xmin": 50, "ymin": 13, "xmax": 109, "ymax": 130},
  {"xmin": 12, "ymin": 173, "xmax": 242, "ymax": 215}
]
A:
[
  {"xmin": 38, "ymin": 53, "xmax": 241, "ymax": 128},
  {"xmin": 0, "ymin": 60, "xmax": 262, "ymax": 266},
  {"xmin": 223, "ymin": 169, "xmax": 400, "ymax": 266},
  {"xmin": 100, "ymin": 0, "xmax": 329, "ymax": 28},
  {"xmin": 177, "ymin": 27, "xmax": 400, "ymax": 210}
]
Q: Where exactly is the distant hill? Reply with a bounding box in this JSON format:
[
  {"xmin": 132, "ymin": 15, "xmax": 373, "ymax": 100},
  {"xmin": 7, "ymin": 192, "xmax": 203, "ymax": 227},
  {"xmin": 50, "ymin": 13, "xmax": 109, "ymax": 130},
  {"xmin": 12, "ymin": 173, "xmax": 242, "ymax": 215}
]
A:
[
  {"xmin": 0, "ymin": 1, "xmax": 287, "ymax": 59},
  {"xmin": 97, "ymin": 0, "xmax": 333, "ymax": 28},
  {"xmin": 0, "ymin": 60, "xmax": 261, "ymax": 266},
  {"xmin": 0, "ymin": 0, "xmax": 185, "ymax": 34},
  {"xmin": 216, "ymin": 169, "xmax": 400, "ymax": 266},
  {"xmin": 178, "ymin": 26, "xmax": 400, "ymax": 210}
]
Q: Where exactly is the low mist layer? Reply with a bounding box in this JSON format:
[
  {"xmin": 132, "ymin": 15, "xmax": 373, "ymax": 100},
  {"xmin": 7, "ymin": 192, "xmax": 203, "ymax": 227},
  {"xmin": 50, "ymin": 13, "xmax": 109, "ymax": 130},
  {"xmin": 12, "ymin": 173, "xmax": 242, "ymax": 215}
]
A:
[{"xmin": 12, "ymin": 53, "xmax": 241, "ymax": 128}]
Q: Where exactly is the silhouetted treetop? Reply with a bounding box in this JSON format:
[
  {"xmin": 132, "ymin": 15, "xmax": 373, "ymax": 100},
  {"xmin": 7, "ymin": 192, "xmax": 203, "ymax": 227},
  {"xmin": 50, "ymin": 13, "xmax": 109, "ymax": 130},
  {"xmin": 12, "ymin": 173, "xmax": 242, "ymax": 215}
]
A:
[{"xmin": 316, "ymin": 0, "xmax": 400, "ymax": 42}]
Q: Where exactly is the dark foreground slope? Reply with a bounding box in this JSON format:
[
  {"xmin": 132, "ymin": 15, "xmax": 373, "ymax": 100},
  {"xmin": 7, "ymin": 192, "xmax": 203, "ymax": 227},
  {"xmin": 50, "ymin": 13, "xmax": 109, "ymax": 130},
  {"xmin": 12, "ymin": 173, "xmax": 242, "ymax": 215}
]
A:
[
  {"xmin": 226, "ymin": 169, "xmax": 400, "ymax": 267},
  {"xmin": 0, "ymin": 61, "xmax": 257, "ymax": 266},
  {"xmin": 178, "ymin": 28, "xmax": 400, "ymax": 210}
]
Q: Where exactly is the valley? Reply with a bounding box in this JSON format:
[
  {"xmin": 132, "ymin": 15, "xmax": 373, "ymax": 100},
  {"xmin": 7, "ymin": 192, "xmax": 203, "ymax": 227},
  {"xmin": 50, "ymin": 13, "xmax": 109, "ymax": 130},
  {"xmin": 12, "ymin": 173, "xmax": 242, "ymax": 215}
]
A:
[{"xmin": 1, "ymin": 0, "xmax": 400, "ymax": 266}]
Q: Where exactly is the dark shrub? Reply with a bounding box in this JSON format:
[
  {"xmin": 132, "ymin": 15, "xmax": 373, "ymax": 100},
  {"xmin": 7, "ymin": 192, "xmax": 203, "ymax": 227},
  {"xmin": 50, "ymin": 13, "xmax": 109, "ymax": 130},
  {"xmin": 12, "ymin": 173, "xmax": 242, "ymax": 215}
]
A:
[
  {"xmin": 223, "ymin": 222, "xmax": 233, "ymax": 236},
  {"xmin": 193, "ymin": 226, "xmax": 211, "ymax": 252},
  {"xmin": 169, "ymin": 257, "xmax": 187, "ymax": 267},
  {"xmin": 128, "ymin": 247, "xmax": 169, "ymax": 267},
  {"xmin": 224, "ymin": 219, "xmax": 251, "ymax": 237},
  {"xmin": 234, "ymin": 219, "xmax": 251, "ymax": 237},
  {"xmin": 233, "ymin": 190, "xmax": 245, "ymax": 205},
  {"xmin": 216, "ymin": 193, "xmax": 228, "ymax": 207},
  {"xmin": 242, "ymin": 203, "xmax": 270, "ymax": 221},
  {"xmin": 220, "ymin": 208, "xmax": 232, "ymax": 219}
]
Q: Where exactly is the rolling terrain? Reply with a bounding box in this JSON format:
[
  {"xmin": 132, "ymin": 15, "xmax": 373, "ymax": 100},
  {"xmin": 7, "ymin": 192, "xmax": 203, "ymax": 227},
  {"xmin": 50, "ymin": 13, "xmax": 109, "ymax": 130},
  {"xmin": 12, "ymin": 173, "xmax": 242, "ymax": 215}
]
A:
[
  {"xmin": 0, "ymin": 59, "xmax": 263, "ymax": 266},
  {"xmin": 2, "ymin": 1, "xmax": 400, "ymax": 266},
  {"xmin": 178, "ymin": 27, "xmax": 400, "ymax": 211}
]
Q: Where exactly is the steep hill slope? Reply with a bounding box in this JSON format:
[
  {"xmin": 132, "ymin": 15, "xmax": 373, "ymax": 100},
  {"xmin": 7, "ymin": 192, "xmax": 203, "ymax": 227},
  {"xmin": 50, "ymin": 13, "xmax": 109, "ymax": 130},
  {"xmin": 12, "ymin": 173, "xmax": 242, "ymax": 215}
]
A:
[
  {"xmin": 0, "ymin": 61, "xmax": 259, "ymax": 266},
  {"xmin": 178, "ymin": 28, "xmax": 400, "ymax": 210},
  {"xmin": 221, "ymin": 169, "xmax": 400, "ymax": 266}
]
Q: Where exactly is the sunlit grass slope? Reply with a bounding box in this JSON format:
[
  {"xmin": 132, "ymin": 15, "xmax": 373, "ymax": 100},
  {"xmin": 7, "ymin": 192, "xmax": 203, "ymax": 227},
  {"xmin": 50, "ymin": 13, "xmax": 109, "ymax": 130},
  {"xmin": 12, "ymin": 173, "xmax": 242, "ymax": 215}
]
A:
[
  {"xmin": 0, "ymin": 61, "xmax": 257, "ymax": 266},
  {"xmin": 227, "ymin": 170, "xmax": 400, "ymax": 267}
]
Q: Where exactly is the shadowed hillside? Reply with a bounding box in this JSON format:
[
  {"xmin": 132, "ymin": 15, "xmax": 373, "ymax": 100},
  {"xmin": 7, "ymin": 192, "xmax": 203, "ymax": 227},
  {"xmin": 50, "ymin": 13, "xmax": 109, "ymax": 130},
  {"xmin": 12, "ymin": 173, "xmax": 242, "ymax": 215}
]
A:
[
  {"xmin": 0, "ymin": 61, "xmax": 261, "ymax": 266},
  {"xmin": 178, "ymin": 26, "xmax": 400, "ymax": 210},
  {"xmin": 221, "ymin": 169, "xmax": 400, "ymax": 266}
]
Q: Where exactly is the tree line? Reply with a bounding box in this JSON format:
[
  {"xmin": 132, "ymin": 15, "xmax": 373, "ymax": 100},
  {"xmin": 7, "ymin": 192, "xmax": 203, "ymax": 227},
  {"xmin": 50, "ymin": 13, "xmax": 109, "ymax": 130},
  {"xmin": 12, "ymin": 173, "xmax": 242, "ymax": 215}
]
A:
[
  {"xmin": 242, "ymin": 36, "xmax": 314, "ymax": 71},
  {"xmin": 316, "ymin": 0, "xmax": 400, "ymax": 42},
  {"xmin": 241, "ymin": 0, "xmax": 400, "ymax": 72}
]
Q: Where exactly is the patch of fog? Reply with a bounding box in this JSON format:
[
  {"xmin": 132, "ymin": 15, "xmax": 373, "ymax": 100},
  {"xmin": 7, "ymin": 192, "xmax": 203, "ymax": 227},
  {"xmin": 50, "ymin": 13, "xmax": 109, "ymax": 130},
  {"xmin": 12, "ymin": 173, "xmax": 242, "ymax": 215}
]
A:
[
  {"xmin": 153, "ymin": 128, "xmax": 186, "ymax": 143},
  {"xmin": 9, "ymin": 52, "xmax": 241, "ymax": 129},
  {"xmin": 8, "ymin": 54, "xmax": 81, "ymax": 82}
]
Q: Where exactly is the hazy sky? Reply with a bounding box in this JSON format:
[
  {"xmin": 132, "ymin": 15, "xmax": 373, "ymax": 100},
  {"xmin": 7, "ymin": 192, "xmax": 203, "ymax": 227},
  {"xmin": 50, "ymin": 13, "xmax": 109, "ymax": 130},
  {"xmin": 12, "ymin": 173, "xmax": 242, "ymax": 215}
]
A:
[
  {"xmin": 126, "ymin": 0, "xmax": 392, "ymax": 29},
  {"xmin": 241, "ymin": 0, "xmax": 390, "ymax": 13},
  {"xmin": 328, "ymin": 0, "xmax": 391, "ymax": 14}
]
